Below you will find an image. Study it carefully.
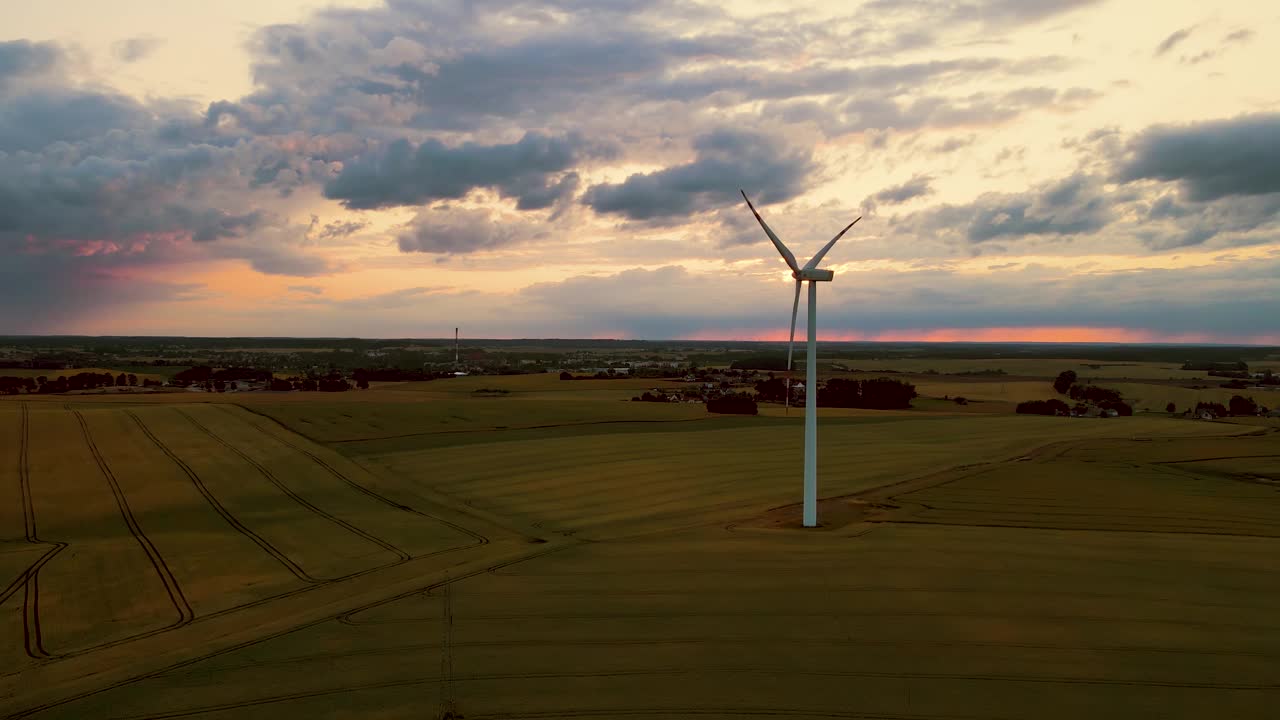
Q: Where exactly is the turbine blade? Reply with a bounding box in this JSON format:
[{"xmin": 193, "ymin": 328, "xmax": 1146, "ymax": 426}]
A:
[
  {"xmin": 786, "ymin": 279, "xmax": 801, "ymax": 411},
  {"xmin": 787, "ymin": 279, "xmax": 801, "ymax": 373},
  {"xmin": 803, "ymin": 216, "xmax": 861, "ymax": 270},
  {"xmin": 741, "ymin": 189, "xmax": 799, "ymax": 272}
]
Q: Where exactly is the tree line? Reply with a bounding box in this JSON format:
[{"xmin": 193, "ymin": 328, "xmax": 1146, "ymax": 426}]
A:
[{"xmin": 1, "ymin": 372, "xmax": 141, "ymax": 395}]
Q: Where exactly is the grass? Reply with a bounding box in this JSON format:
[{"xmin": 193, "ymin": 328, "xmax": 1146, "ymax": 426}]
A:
[{"xmin": 3, "ymin": 361, "xmax": 1279, "ymax": 719}]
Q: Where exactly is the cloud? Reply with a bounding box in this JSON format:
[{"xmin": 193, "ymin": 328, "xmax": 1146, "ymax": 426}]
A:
[
  {"xmin": 1223, "ymin": 29, "xmax": 1255, "ymax": 44},
  {"xmin": 582, "ymin": 129, "xmax": 815, "ymax": 220},
  {"xmin": 868, "ymin": 176, "xmax": 934, "ymax": 207},
  {"xmin": 1116, "ymin": 113, "xmax": 1280, "ymax": 201},
  {"xmin": 113, "ymin": 36, "xmax": 163, "ymax": 63},
  {"xmin": 1154, "ymin": 26, "xmax": 1195, "ymax": 57},
  {"xmin": 866, "ymin": 0, "xmax": 1103, "ymax": 29},
  {"xmin": 313, "ymin": 219, "xmax": 368, "ymax": 241},
  {"xmin": 0, "ymin": 40, "xmax": 61, "ymax": 85},
  {"xmin": 397, "ymin": 207, "xmax": 523, "ymax": 254},
  {"xmin": 514, "ymin": 257, "xmax": 1280, "ymax": 340},
  {"xmin": 324, "ymin": 132, "xmax": 598, "ymax": 210},
  {"xmin": 288, "ymin": 285, "xmax": 324, "ymax": 295},
  {"xmin": 329, "ymin": 286, "xmax": 454, "ymax": 311}
]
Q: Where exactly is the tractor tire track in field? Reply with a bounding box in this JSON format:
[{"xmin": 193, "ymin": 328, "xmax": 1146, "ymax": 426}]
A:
[
  {"xmin": 72, "ymin": 409, "xmax": 194, "ymax": 628},
  {"xmin": 174, "ymin": 409, "xmax": 411, "ymax": 564},
  {"xmin": 167, "ymin": 632, "xmax": 1280, "ymax": 678},
  {"xmin": 8, "ymin": 542, "xmax": 572, "ymax": 720},
  {"xmin": 221, "ymin": 405, "xmax": 489, "ymax": 548},
  {"xmin": 13, "ymin": 402, "xmax": 65, "ymax": 660},
  {"xmin": 125, "ymin": 410, "xmax": 320, "ymax": 585},
  {"xmin": 439, "ymin": 578, "xmax": 455, "ymax": 719},
  {"xmin": 50, "ymin": 664, "xmax": 1280, "ymax": 720}
]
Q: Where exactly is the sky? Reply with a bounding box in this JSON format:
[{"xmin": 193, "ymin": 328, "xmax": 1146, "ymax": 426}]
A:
[{"xmin": 2, "ymin": 0, "xmax": 1278, "ymax": 342}]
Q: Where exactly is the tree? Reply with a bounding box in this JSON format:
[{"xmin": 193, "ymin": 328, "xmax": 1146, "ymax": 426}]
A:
[
  {"xmin": 116, "ymin": 373, "xmax": 128, "ymax": 386},
  {"xmin": 706, "ymin": 393, "xmax": 758, "ymax": 415},
  {"xmin": 754, "ymin": 376, "xmax": 788, "ymax": 403},
  {"xmin": 127, "ymin": 374, "xmax": 137, "ymax": 386},
  {"xmin": 1195, "ymin": 401, "xmax": 1228, "ymax": 417},
  {"xmin": 1052, "ymin": 370, "xmax": 1077, "ymax": 395},
  {"xmin": 1166, "ymin": 402, "xmax": 1176, "ymax": 414},
  {"xmin": 818, "ymin": 377, "xmax": 916, "ymax": 410},
  {"xmin": 1229, "ymin": 395, "xmax": 1258, "ymax": 416},
  {"xmin": 357, "ymin": 378, "xmax": 370, "ymax": 390},
  {"xmin": 559, "ymin": 371, "xmax": 573, "ymax": 381},
  {"xmin": 229, "ymin": 381, "xmax": 238, "ymax": 391}
]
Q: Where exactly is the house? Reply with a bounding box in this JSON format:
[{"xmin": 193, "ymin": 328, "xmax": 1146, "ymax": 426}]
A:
[{"xmin": 1267, "ymin": 409, "xmax": 1280, "ymax": 418}]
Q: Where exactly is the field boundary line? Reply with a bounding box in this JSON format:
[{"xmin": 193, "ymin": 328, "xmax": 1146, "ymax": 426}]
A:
[
  {"xmin": 38, "ymin": 663, "xmax": 1280, "ymax": 720},
  {"xmin": 874, "ymin": 518, "xmax": 1280, "ymax": 540}
]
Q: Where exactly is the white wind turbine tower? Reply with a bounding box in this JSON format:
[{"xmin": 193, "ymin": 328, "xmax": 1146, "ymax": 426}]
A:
[{"xmin": 741, "ymin": 190, "xmax": 860, "ymax": 527}]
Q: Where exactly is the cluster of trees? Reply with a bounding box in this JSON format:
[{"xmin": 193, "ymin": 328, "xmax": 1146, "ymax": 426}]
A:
[
  {"xmin": 1051, "ymin": 371, "xmax": 1132, "ymax": 416},
  {"xmin": 0, "ymin": 377, "xmax": 36, "ymax": 394},
  {"xmin": 0, "ymin": 372, "xmax": 138, "ymax": 394},
  {"xmin": 1182, "ymin": 361, "xmax": 1248, "ymax": 372},
  {"xmin": 269, "ymin": 374, "xmax": 353, "ymax": 392},
  {"xmin": 706, "ymin": 393, "xmax": 758, "ymax": 415},
  {"xmin": 170, "ymin": 366, "xmax": 271, "ymax": 387},
  {"xmin": 631, "ymin": 391, "xmax": 671, "ymax": 403},
  {"xmin": 1016, "ymin": 398, "xmax": 1070, "ymax": 416},
  {"xmin": 1195, "ymin": 396, "xmax": 1270, "ymax": 417},
  {"xmin": 351, "ymin": 368, "xmax": 451, "ymax": 383},
  {"xmin": 753, "ymin": 376, "xmax": 790, "ymax": 403},
  {"xmin": 817, "ymin": 378, "xmax": 917, "ymax": 410},
  {"xmin": 729, "ymin": 355, "xmax": 792, "ymax": 371},
  {"xmin": 560, "ymin": 370, "xmax": 630, "ymax": 380}
]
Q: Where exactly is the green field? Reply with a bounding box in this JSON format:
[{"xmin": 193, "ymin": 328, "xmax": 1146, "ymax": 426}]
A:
[{"xmin": 2, "ymin": 362, "xmax": 1279, "ymax": 718}]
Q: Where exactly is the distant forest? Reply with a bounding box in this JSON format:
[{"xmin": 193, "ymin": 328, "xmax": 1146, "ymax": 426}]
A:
[{"xmin": 3, "ymin": 336, "xmax": 1277, "ymax": 365}]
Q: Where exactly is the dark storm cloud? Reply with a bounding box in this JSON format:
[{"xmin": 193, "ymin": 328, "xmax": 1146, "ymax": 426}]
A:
[
  {"xmin": 582, "ymin": 129, "xmax": 814, "ymax": 220},
  {"xmin": 324, "ymin": 132, "xmax": 598, "ymax": 210},
  {"xmin": 869, "ymin": 176, "xmax": 934, "ymax": 206},
  {"xmin": 0, "ymin": 90, "xmax": 152, "ymax": 152},
  {"xmin": 1154, "ymin": 26, "xmax": 1195, "ymax": 57},
  {"xmin": 0, "ymin": 40, "xmax": 61, "ymax": 83},
  {"xmin": 1116, "ymin": 113, "xmax": 1280, "ymax": 201}
]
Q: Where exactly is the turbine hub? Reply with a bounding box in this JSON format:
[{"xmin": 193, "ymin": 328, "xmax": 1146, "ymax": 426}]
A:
[{"xmin": 794, "ymin": 268, "xmax": 834, "ymax": 282}]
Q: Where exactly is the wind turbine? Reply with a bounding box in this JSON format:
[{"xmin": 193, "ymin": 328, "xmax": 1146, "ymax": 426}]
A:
[{"xmin": 741, "ymin": 190, "xmax": 860, "ymax": 528}]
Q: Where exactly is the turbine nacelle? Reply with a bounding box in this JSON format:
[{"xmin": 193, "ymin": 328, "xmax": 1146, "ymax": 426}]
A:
[{"xmin": 794, "ymin": 268, "xmax": 834, "ymax": 282}]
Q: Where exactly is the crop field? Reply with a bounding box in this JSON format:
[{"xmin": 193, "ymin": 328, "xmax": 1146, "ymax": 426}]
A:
[{"xmin": 2, "ymin": 365, "xmax": 1278, "ymax": 719}]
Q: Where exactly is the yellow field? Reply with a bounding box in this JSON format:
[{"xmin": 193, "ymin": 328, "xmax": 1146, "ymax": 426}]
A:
[{"xmin": 2, "ymin": 368, "xmax": 1279, "ymax": 718}]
